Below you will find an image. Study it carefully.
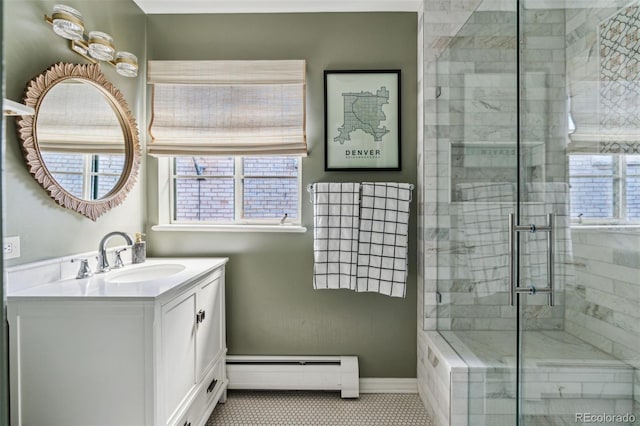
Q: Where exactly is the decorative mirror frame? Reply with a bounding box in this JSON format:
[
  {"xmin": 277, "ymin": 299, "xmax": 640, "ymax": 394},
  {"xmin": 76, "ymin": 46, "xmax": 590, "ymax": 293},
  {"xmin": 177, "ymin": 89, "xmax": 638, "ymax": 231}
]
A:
[{"xmin": 17, "ymin": 62, "xmax": 141, "ymax": 221}]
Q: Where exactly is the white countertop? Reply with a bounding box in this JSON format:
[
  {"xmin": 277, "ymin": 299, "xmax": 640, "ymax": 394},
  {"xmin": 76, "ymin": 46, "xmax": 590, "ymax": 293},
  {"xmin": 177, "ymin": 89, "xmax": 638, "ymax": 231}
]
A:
[{"xmin": 7, "ymin": 257, "xmax": 228, "ymax": 302}]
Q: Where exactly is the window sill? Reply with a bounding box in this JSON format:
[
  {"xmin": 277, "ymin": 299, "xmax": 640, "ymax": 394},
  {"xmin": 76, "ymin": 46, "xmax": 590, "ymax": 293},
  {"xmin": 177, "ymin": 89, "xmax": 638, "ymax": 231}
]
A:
[{"xmin": 151, "ymin": 224, "xmax": 307, "ymax": 233}]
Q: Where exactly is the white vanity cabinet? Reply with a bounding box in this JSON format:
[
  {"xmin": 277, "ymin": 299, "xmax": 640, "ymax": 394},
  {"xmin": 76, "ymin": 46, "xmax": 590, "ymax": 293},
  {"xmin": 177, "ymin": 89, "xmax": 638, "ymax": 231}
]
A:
[
  {"xmin": 160, "ymin": 269, "xmax": 226, "ymax": 426},
  {"xmin": 7, "ymin": 258, "xmax": 228, "ymax": 426}
]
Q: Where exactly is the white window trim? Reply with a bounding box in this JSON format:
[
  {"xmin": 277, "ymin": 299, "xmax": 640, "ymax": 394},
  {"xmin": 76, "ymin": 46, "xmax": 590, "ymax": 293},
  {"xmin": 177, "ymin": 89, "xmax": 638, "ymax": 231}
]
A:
[{"xmin": 153, "ymin": 157, "xmax": 306, "ymax": 233}]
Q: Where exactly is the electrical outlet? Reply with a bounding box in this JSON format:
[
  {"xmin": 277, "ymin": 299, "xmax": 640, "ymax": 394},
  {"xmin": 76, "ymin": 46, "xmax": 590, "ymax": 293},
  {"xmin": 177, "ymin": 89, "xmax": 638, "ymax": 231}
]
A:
[{"xmin": 3, "ymin": 236, "xmax": 21, "ymax": 259}]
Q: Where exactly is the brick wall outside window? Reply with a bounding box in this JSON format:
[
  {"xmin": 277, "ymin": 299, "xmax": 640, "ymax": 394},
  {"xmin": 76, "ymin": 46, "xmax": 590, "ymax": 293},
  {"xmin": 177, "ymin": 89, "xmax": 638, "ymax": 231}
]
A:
[
  {"xmin": 42, "ymin": 152, "xmax": 84, "ymax": 198},
  {"xmin": 173, "ymin": 156, "xmax": 299, "ymax": 222},
  {"xmin": 41, "ymin": 152, "xmax": 125, "ymax": 199}
]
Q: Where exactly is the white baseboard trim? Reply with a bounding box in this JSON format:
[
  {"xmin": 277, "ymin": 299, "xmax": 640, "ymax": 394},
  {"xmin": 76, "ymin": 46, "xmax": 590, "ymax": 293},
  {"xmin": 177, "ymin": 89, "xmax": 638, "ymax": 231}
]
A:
[{"xmin": 359, "ymin": 378, "xmax": 418, "ymax": 393}]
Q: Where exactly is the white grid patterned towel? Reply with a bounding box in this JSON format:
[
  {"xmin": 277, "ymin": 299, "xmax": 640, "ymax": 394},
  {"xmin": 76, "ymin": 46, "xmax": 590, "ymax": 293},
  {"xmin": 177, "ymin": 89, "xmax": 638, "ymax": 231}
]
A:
[
  {"xmin": 312, "ymin": 182, "xmax": 360, "ymax": 291},
  {"xmin": 356, "ymin": 182, "xmax": 412, "ymax": 298},
  {"xmin": 457, "ymin": 183, "xmax": 516, "ymax": 297}
]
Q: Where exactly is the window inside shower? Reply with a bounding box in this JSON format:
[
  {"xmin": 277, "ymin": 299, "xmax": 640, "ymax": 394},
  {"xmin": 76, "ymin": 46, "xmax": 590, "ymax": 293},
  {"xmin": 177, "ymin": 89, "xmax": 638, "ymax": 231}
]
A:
[{"xmin": 569, "ymin": 154, "xmax": 640, "ymax": 224}]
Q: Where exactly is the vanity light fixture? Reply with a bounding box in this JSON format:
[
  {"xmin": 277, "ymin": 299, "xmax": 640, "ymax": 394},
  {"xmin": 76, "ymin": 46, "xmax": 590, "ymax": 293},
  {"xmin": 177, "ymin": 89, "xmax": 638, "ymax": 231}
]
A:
[{"xmin": 45, "ymin": 4, "xmax": 138, "ymax": 78}]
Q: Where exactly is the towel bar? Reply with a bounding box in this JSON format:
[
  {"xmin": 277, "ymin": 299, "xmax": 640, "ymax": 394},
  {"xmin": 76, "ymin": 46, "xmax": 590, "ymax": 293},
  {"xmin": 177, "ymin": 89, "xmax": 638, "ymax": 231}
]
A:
[{"xmin": 307, "ymin": 182, "xmax": 414, "ymax": 203}]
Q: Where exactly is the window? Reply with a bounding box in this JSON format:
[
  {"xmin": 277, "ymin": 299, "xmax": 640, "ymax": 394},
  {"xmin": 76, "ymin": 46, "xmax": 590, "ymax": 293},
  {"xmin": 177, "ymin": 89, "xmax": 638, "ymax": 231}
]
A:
[
  {"xmin": 171, "ymin": 156, "xmax": 301, "ymax": 224},
  {"xmin": 148, "ymin": 60, "xmax": 307, "ymax": 230},
  {"xmin": 40, "ymin": 152, "xmax": 125, "ymax": 200},
  {"xmin": 569, "ymin": 154, "xmax": 640, "ymax": 224}
]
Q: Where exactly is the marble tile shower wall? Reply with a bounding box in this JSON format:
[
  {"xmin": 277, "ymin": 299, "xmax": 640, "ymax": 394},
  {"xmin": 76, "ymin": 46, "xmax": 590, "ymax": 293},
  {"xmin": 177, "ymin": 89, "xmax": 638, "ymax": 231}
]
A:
[
  {"xmin": 421, "ymin": 2, "xmax": 569, "ymax": 332},
  {"xmin": 418, "ymin": 3, "xmax": 483, "ymax": 421},
  {"xmin": 568, "ymin": 230, "xmax": 640, "ymax": 408},
  {"xmin": 420, "ymin": 0, "xmax": 485, "ymax": 333}
]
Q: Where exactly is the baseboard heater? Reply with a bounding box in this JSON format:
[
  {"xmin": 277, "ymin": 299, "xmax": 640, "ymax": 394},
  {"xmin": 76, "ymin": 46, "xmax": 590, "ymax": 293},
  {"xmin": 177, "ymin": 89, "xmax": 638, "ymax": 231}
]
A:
[{"xmin": 226, "ymin": 355, "xmax": 359, "ymax": 398}]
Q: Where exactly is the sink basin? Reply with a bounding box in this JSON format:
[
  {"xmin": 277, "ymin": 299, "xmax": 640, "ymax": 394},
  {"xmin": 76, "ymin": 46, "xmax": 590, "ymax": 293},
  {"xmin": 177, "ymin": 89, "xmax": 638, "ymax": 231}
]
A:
[{"xmin": 106, "ymin": 263, "xmax": 186, "ymax": 284}]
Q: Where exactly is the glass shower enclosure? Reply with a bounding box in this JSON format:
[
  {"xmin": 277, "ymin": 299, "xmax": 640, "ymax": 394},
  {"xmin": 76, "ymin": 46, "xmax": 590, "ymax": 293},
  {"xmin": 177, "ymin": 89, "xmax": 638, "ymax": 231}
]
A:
[{"xmin": 434, "ymin": 0, "xmax": 640, "ymax": 424}]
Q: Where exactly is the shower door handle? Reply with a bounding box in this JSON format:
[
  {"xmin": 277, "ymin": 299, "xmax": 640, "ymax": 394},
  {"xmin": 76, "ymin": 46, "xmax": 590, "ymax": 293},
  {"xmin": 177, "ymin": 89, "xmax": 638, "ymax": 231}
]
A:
[
  {"xmin": 508, "ymin": 213, "xmax": 516, "ymax": 306},
  {"xmin": 508, "ymin": 213, "xmax": 554, "ymax": 306}
]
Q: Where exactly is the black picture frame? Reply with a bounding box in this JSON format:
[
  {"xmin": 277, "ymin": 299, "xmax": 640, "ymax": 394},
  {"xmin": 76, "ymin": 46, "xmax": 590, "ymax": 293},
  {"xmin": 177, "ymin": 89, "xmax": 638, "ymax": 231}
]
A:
[{"xmin": 324, "ymin": 70, "xmax": 401, "ymax": 171}]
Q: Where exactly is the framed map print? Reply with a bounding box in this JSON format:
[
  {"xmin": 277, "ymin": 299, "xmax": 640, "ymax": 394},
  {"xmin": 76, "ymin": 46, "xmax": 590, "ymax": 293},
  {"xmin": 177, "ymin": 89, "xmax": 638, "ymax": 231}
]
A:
[{"xmin": 324, "ymin": 70, "xmax": 401, "ymax": 171}]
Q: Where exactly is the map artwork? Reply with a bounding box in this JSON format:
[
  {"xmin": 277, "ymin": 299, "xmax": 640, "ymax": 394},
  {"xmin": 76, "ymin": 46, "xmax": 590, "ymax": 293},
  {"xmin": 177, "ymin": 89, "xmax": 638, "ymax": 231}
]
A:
[{"xmin": 334, "ymin": 86, "xmax": 390, "ymax": 144}]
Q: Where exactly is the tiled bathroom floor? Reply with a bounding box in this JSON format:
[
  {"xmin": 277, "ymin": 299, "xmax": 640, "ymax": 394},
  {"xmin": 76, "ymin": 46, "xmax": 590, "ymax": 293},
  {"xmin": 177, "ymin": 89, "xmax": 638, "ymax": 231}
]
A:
[{"xmin": 206, "ymin": 390, "xmax": 433, "ymax": 425}]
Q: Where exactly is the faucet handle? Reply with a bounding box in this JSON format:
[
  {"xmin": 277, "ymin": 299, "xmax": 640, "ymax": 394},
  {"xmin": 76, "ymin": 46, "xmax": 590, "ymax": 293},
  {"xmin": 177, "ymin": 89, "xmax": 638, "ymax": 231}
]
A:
[
  {"xmin": 71, "ymin": 258, "xmax": 93, "ymax": 279},
  {"xmin": 113, "ymin": 248, "xmax": 128, "ymax": 269},
  {"xmin": 96, "ymin": 252, "xmax": 110, "ymax": 274}
]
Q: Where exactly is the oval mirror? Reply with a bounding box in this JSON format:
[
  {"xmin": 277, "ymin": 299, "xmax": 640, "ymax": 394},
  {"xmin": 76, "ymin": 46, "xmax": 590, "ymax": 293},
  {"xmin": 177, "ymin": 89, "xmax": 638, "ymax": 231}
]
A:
[{"xmin": 17, "ymin": 63, "xmax": 140, "ymax": 221}]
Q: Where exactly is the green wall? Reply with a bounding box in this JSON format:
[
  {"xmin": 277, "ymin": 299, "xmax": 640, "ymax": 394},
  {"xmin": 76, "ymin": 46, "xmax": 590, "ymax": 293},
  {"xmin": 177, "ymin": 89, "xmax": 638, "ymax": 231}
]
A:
[
  {"xmin": 146, "ymin": 13, "xmax": 418, "ymax": 377},
  {"xmin": 3, "ymin": 0, "xmax": 146, "ymax": 265}
]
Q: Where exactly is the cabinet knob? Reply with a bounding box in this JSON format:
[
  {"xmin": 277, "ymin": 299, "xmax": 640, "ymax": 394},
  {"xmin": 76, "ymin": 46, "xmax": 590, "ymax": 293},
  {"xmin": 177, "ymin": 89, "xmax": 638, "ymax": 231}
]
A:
[{"xmin": 196, "ymin": 309, "xmax": 206, "ymax": 324}]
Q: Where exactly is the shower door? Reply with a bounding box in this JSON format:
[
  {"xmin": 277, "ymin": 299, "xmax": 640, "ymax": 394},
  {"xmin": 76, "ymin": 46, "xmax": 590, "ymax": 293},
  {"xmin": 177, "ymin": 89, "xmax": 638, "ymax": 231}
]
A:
[
  {"xmin": 518, "ymin": 0, "xmax": 639, "ymax": 424},
  {"xmin": 435, "ymin": 0, "xmax": 639, "ymax": 424}
]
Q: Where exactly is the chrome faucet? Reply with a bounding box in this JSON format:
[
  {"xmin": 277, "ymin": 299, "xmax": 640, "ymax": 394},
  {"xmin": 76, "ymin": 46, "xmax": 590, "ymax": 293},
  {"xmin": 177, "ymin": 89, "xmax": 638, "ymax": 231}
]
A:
[{"xmin": 97, "ymin": 231, "xmax": 133, "ymax": 273}]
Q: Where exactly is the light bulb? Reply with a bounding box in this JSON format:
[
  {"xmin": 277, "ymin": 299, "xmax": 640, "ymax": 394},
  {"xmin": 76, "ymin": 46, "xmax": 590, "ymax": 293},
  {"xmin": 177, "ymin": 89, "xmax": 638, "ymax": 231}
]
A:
[
  {"xmin": 51, "ymin": 4, "xmax": 84, "ymax": 41},
  {"xmin": 88, "ymin": 31, "xmax": 115, "ymax": 61},
  {"xmin": 115, "ymin": 52, "xmax": 138, "ymax": 77}
]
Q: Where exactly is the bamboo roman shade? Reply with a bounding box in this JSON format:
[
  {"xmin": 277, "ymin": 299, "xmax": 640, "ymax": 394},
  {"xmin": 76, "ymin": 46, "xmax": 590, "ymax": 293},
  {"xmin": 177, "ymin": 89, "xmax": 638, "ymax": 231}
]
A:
[
  {"xmin": 38, "ymin": 81, "xmax": 125, "ymax": 154},
  {"xmin": 147, "ymin": 60, "xmax": 307, "ymax": 157}
]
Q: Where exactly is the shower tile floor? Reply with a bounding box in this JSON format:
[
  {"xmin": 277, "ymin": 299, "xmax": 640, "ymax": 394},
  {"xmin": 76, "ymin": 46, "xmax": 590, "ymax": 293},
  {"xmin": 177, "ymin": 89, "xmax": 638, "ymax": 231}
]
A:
[{"xmin": 206, "ymin": 390, "xmax": 433, "ymax": 425}]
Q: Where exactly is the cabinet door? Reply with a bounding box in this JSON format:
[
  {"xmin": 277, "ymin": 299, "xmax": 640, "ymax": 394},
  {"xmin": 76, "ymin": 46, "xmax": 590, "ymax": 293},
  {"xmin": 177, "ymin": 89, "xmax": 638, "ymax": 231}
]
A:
[
  {"xmin": 9, "ymin": 303, "xmax": 148, "ymax": 426},
  {"xmin": 196, "ymin": 272, "xmax": 223, "ymax": 379},
  {"xmin": 161, "ymin": 289, "xmax": 197, "ymax": 424}
]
